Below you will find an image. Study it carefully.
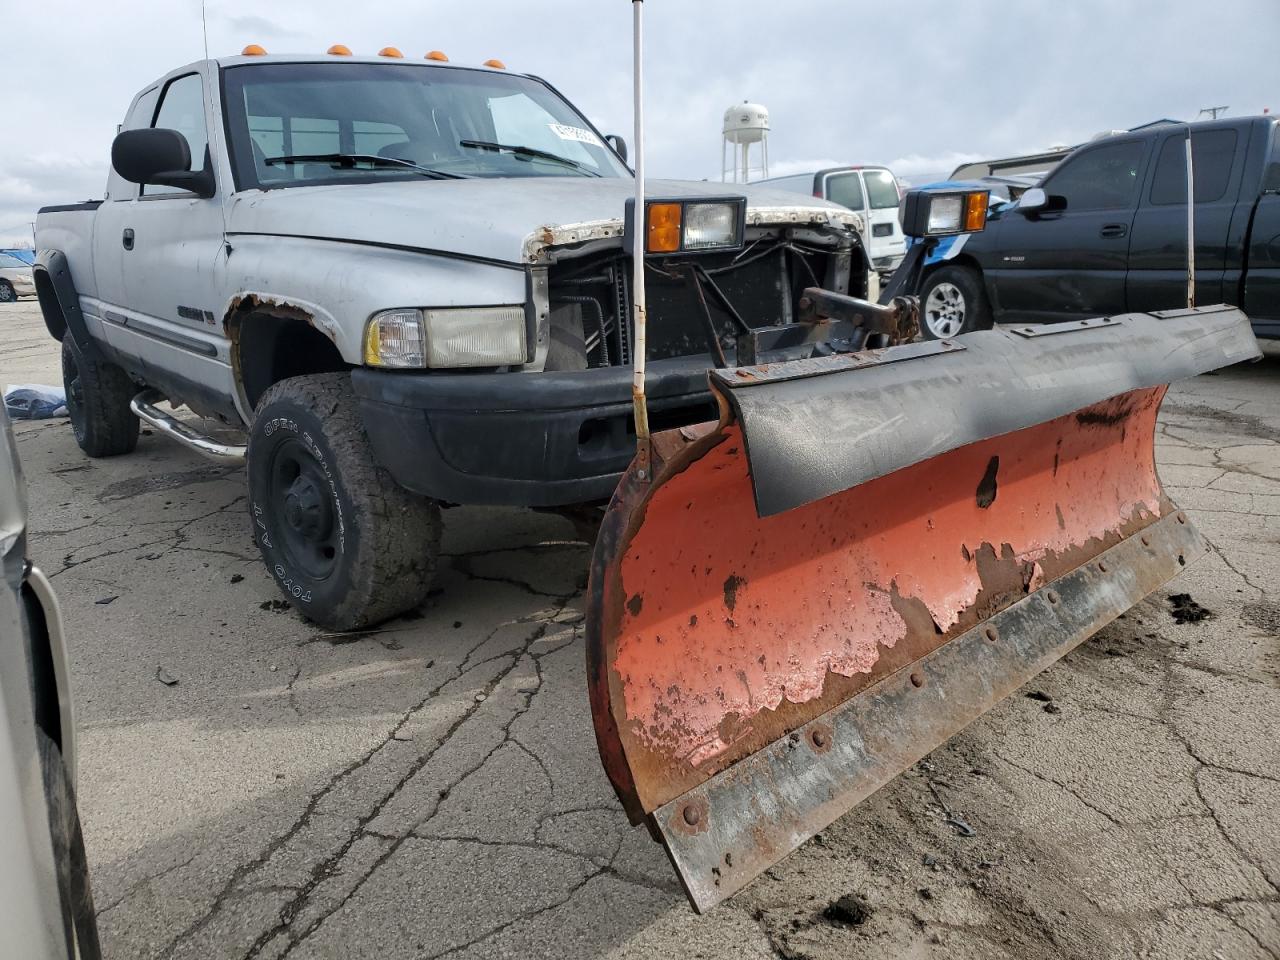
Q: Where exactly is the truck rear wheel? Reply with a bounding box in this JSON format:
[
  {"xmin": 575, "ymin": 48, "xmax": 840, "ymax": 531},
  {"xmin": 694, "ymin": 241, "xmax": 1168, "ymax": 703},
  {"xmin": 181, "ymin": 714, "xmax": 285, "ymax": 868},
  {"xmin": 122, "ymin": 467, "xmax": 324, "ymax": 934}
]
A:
[
  {"xmin": 247, "ymin": 373, "xmax": 442, "ymax": 630},
  {"xmin": 919, "ymin": 265, "xmax": 992, "ymax": 339},
  {"xmin": 61, "ymin": 337, "xmax": 139, "ymax": 457}
]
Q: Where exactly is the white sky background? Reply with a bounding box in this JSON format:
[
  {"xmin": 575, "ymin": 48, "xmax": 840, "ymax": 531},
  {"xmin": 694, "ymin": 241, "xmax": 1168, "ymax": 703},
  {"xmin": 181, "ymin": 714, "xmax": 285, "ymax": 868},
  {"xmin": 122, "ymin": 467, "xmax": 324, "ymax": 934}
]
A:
[{"xmin": 0, "ymin": 0, "xmax": 1275, "ymax": 246}]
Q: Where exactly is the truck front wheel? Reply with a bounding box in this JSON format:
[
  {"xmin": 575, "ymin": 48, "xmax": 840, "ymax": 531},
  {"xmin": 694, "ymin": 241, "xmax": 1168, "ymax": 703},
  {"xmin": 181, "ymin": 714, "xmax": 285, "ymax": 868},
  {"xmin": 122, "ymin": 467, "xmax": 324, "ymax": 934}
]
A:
[
  {"xmin": 247, "ymin": 373, "xmax": 442, "ymax": 630},
  {"xmin": 918, "ymin": 265, "xmax": 992, "ymax": 339},
  {"xmin": 61, "ymin": 336, "xmax": 139, "ymax": 457}
]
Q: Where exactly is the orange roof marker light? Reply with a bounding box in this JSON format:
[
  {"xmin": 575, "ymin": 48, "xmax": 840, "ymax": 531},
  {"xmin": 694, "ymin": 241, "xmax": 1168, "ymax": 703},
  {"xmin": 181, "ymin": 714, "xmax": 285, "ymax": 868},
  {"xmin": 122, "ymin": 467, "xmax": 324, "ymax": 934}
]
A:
[
  {"xmin": 483, "ymin": 58, "xmax": 507, "ymax": 69},
  {"xmin": 327, "ymin": 44, "xmax": 353, "ymax": 56},
  {"xmin": 241, "ymin": 44, "xmax": 267, "ymax": 56},
  {"xmin": 379, "ymin": 46, "xmax": 404, "ymax": 58},
  {"xmin": 425, "ymin": 50, "xmax": 449, "ymax": 62}
]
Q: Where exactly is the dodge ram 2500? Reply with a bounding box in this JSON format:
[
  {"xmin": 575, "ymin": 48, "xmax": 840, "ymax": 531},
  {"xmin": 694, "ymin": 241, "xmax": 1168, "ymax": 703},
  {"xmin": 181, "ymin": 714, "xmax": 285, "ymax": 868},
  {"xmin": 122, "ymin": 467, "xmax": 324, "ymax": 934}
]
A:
[{"xmin": 35, "ymin": 51, "xmax": 874, "ymax": 629}]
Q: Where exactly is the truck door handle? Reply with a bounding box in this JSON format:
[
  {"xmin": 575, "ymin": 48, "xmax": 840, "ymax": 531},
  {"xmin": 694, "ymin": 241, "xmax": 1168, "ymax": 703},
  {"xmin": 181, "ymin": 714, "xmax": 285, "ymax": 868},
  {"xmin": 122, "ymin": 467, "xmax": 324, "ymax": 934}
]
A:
[
  {"xmin": 1099, "ymin": 223, "xmax": 1127, "ymax": 239},
  {"xmin": 122, "ymin": 228, "xmax": 135, "ymax": 251}
]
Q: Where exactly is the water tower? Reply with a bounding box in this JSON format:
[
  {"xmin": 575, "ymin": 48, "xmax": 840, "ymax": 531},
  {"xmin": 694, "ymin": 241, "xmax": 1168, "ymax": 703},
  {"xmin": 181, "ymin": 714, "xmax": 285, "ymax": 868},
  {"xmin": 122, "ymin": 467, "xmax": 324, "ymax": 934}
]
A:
[{"xmin": 722, "ymin": 101, "xmax": 770, "ymax": 183}]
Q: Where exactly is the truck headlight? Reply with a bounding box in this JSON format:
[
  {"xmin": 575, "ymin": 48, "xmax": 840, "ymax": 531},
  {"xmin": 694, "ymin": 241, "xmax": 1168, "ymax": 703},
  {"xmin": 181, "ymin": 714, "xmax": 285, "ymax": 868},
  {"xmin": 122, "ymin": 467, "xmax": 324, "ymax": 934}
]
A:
[
  {"xmin": 364, "ymin": 306, "xmax": 527, "ymax": 369},
  {"xmin": 625, "ymin": 196, "xmax": 746, "ymax": 256},
  {"xmin": 899, "ymin": 188, "xmax": 990, "ymax": 238}
]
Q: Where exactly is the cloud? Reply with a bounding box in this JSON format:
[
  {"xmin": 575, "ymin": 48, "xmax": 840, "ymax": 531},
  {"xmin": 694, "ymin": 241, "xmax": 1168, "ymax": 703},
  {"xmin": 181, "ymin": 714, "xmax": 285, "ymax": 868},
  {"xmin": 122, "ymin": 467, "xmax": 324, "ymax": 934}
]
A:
[{"xmin": 2, "ymin": 0, "xmax": 1276, "ymax": 242}]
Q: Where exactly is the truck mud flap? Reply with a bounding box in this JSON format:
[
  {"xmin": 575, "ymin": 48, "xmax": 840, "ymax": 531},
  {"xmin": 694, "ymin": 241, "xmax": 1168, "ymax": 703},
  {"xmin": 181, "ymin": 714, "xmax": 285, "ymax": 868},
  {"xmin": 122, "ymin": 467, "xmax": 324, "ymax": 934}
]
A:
[{"xmin": 586, "ymin": 305, "xmax": 1259, "ymax": 912}]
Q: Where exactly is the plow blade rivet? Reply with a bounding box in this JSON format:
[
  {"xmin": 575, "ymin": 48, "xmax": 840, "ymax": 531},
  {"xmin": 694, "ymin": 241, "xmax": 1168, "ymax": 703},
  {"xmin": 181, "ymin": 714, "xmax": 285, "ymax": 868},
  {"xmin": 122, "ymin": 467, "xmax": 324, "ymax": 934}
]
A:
[
  {"xmin": 1097, "ymin": 560, "xmax": 1109, "ymax": 572},
  {"xmin": 810, "ymin": 730, "xmax": 827, "ymax": 748},
  {"xmin": 683, "ymin": 805, "xmax": 702, "ymax": 827},
  {"xmin": 1178, "ymin": 553, "xmax": 1186, "ymax": 566},
  {"xmin": 1046, "ymin": 590, "xmax": 1061, "ymax": 606},
  {"xmin": 984, "ymin": 626, "xmax": 999, "ymax": 642},
  {"xmin": 909, "ymin": 672, "xmax": 925, "ymax": 688},
  {"xmin": 1177, "ymin": 512, "xmax": 1187, "ymax": 524},
  {"xmin": 1141, "ymin": 534, "xmax": 1152, "ymax": 546}
]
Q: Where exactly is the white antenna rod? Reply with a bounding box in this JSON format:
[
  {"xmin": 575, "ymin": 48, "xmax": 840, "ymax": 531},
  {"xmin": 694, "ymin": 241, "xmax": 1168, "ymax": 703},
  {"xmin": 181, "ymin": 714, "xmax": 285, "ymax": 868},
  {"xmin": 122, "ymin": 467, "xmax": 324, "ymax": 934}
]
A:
[
  {"xmin": 630, "ymin": 0, "xmax": 650, "ymax": 460},
  {"xmin": 1186, "ymin": 128, "xmax": 1196, "ymax": 308},
  {"xmin": 201, "ymin": 0, "xmax": 210, "ymax": 60}
]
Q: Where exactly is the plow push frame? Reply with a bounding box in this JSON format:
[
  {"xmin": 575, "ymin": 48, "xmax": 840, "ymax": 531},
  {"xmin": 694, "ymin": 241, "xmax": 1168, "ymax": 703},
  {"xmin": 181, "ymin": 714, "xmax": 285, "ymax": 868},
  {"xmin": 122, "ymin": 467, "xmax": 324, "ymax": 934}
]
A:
[{"xmin": 588, "ymin": 0, "xmax": 1263, "ymax": 913}]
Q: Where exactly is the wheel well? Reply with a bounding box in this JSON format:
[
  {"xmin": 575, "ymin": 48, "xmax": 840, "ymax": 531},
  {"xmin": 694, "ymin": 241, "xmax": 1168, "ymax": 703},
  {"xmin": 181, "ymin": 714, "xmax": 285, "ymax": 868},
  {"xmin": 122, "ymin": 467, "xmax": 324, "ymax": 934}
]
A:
[
  {"xmin": 33, "ymin": 269, "xmax": 67, "ymax": 341},
  {"xmin": 20, "ymin": 584, "xmax": 63, "ymax": 754},
  {"xmin": 230, "ymin": 307, "xmax": 350, "ymax": 411},
  {"xmin": 922, "ymin": 254, "xmax": 983, "ymax": 286}
]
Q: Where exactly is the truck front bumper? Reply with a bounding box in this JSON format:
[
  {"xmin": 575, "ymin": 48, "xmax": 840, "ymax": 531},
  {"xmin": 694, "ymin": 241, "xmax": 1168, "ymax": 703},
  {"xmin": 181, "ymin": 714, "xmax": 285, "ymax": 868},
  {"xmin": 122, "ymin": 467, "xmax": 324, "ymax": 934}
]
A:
[{"xmin": 351, "ymin": 360, "xmax": 717, "ymax": 507}]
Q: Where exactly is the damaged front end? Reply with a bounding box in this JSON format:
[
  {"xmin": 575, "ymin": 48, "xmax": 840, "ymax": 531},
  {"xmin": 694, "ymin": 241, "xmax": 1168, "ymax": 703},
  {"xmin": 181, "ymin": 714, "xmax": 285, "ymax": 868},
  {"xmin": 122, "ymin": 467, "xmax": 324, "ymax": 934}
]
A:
[
  {"xmin": 585, "ymin": 304, "xmax": 1260, "ymax": 911},
  {"xmin": 526, "ymin": 205, "xmax": 874, "ymax": 375}
]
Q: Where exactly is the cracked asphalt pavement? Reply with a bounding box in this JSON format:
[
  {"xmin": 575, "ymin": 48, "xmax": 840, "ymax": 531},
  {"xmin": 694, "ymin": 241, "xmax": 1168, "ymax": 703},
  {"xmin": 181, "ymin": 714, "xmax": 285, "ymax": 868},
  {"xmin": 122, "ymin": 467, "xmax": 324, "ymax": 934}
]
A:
[{"xmin": 4, "ymin": 300, "xmax": 1279, "ymax": 959}]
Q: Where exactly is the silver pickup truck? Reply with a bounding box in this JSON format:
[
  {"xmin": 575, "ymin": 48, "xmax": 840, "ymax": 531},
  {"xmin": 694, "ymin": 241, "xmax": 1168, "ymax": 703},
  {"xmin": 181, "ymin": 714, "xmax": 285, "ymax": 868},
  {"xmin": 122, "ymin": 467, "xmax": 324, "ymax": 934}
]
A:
[{"xmin": 35, "ymin": 50, "xmax": 872, "ymax": 629}]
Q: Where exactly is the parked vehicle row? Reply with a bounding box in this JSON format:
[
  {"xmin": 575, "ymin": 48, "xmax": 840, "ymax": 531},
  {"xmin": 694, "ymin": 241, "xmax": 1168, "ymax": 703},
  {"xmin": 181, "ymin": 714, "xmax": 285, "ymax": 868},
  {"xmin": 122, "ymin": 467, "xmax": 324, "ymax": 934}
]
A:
[
  {"xmin": 898, "ymin": 117, "xmax": 1280, "ymax": 340},
  {"xmin": 0, "ymin": 251, "xmax": 35, "ymax": 302}
]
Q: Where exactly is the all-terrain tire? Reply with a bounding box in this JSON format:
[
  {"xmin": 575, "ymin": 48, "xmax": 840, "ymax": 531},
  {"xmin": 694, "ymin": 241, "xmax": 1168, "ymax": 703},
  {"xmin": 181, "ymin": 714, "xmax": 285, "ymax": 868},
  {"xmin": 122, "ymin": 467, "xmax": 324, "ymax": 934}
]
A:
[
  {"xmin": 918, "ymin": 264, "xmax": 992, "ymax": 340},
  {"xmin": 38, "ymin": 728, "xmax": 103, "ymax": 960},
  {"xmin": 61, "ymin": 336, "xmax": 139, "ymax": 457},
  {"xmin": 247, "ymin": 373, "xmax": 442, "ymax": 630}
]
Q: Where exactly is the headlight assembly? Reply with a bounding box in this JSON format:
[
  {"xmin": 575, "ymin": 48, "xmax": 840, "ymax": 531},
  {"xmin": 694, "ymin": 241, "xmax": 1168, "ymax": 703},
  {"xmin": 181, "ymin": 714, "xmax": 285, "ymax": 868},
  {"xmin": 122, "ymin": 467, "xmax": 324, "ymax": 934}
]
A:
[
  {"xmin": 364, "ymin": 306, "xmax": 527, "ymax": 369},
  {"xmin": 625, "ymin": 196, "xmax": 747, "ymax": 256}
]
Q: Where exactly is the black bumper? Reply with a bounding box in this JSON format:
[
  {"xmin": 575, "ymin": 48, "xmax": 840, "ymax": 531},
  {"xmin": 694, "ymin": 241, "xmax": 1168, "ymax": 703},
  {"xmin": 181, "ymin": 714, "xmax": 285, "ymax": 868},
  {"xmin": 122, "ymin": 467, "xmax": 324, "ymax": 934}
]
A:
[{"xmin": 351, "ymin": 360, "xmax": 717, "ymax": 507}]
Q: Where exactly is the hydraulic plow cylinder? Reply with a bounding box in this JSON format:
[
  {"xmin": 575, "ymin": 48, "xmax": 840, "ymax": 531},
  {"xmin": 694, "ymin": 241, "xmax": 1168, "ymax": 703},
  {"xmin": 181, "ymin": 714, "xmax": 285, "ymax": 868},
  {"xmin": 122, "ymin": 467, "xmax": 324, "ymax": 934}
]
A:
[{"xmin": 585, "ymin": 305, "xmax": 1260, "ymax": 912}]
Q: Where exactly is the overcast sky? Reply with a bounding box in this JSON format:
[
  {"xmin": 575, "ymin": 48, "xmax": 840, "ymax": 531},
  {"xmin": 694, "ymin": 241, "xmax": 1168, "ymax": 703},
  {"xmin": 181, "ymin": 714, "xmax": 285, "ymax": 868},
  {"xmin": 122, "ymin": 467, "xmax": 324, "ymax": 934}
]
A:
[{"xmin": 1, "ymin": 0, "xmax": 1275, "ymax": 246}]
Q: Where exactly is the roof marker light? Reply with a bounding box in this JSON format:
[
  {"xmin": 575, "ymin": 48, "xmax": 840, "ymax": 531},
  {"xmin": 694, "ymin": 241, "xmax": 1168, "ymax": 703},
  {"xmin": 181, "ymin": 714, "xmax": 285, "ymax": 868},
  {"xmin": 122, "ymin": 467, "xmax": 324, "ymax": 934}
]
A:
[
  {"xmin": 425, "ymin": 50, "xmax": 449, "ymax": 62},
  {"xmin": 327, "ymin": 44, "xmax": 353, "ymax": 56},
  {"xmin": 241, "ymin": 44, "xmax": 267, "ymax": 56},
  {"xmin": 379, "ymin": 46, "xmax": 404, "ymax": 58},
  {"xmin": 483, "ymin": 58, "xmax": 507, "ymax": 69}
]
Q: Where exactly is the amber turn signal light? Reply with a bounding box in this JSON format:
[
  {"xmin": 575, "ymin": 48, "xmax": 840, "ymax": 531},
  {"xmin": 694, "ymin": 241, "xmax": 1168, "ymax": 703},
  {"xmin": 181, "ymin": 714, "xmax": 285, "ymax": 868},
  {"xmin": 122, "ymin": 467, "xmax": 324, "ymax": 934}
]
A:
[
  {"xmin": 964, "ymin": 191, "xmax": 989, "ymax": 232},
  {"xmin": 646, "ymin": 203, "xmax": 683, "ymax": 254}
]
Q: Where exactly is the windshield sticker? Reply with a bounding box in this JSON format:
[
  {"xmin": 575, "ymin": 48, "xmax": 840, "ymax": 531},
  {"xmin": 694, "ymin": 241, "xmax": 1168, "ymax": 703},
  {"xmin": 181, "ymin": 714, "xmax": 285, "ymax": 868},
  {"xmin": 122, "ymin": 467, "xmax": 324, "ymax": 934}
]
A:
[{"xmin": 548, "ymin": 123, "xmax": 601, "ymax": 146}]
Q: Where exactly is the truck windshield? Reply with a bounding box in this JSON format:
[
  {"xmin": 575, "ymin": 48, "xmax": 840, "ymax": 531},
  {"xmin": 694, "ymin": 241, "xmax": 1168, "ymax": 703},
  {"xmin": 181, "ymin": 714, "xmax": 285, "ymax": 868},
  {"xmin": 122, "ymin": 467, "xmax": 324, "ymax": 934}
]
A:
[{"xmin": 221, "ymin": 62, "xmax": 631, "ymax": 189}]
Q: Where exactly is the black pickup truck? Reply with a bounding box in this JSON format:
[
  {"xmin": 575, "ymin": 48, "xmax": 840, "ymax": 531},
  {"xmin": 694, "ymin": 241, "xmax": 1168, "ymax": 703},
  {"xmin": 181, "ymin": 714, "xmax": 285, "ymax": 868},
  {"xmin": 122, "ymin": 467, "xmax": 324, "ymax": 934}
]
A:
[{"xmin": 906, "ymin": 116, "xmax": 1280, "ymax": 340}]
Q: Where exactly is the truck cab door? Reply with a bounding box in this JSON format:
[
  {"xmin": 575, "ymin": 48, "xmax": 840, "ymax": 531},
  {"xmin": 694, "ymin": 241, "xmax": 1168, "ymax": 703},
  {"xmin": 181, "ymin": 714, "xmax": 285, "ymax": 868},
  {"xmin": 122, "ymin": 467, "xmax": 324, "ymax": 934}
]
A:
[
  {"xmin": 987, "ymin": 139, "xmax": 1149, "ymax": 322},
  {"xmin": 1127, "ymin": 127, "xmax": 1244, "ymax": 312},
  {"xmin": 112, "ymin": 69, "xmax": 231, "ymax": 410}
]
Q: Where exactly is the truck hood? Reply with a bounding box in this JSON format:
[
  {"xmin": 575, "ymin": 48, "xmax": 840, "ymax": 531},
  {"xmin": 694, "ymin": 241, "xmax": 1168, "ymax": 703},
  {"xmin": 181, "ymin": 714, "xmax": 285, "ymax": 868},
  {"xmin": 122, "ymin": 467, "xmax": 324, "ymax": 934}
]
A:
[{"xmin": 225, "ymin": 177, "xmax": 856, "ymax": 267}]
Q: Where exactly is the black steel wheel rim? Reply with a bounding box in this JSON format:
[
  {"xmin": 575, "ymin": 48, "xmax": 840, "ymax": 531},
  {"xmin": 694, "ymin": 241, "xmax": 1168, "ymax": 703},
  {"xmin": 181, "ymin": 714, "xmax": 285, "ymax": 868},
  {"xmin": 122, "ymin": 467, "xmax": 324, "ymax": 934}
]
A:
[{"xmin": 267, "ymin": 437, "xmax": 341, "ymax": 580}]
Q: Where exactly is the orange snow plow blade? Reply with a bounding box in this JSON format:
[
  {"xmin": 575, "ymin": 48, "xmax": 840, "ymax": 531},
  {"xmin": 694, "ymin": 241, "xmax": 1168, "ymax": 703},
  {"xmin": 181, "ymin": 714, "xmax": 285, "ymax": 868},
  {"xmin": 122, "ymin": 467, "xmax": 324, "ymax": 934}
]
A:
[{"xmin": 586, "ymin": 305, "xmax": 1259, "ymax": 911}]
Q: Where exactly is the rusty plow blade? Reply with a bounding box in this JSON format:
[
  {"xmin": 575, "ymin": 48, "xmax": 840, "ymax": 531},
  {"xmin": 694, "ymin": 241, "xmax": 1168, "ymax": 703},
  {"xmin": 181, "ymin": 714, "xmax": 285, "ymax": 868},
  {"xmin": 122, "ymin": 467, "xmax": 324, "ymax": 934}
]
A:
[{"xmin": 585, "ymin": 305, "xmax": 1260, "ymax": 912}]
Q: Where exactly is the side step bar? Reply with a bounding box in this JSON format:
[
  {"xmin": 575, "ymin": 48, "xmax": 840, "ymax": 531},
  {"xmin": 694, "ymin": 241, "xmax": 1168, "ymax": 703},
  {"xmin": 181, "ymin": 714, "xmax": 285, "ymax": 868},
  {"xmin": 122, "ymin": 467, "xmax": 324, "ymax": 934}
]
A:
[{"xmin": 130, "ymin": 390, "xmax": 247, "ymax": 465}]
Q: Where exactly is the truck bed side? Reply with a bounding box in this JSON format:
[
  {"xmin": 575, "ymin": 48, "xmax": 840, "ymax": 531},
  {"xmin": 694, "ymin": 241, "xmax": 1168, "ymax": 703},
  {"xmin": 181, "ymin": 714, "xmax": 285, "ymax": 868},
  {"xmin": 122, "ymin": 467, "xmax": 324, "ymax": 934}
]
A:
[{"xmin": 34, "ymin": 203, "xmax": 101, "ymax": 301}]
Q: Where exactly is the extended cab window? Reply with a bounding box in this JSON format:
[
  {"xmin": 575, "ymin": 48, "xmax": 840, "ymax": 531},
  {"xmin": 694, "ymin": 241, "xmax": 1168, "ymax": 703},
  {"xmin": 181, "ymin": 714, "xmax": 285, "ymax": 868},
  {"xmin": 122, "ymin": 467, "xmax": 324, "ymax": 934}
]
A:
[
  {"xmin": 146, "ymin": 73, "xmax": 209, "ymax": 196},
  {"xmin": 223, "ymin": 62, "xmax": 631, "ymax": 189},
  {"xmin": 825, "ymin": 173, "xmax": 864, "ymax": 211},
  {"xmin": 1044, "ymin": 140, "xmax": 1145, "ymax": 211},
  {"xmin": 862, "ymin": 169, "xmax": 901, "ymax": 209},
  {"xmin": 1149, "ymin": 130, "xmax": 1238, "ymax": 205}
]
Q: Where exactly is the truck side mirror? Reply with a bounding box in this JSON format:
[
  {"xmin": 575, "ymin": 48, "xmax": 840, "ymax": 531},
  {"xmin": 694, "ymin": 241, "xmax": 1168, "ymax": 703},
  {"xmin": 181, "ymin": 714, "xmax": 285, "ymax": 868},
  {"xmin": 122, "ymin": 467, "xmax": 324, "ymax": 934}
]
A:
[
  {"xmin": 605, "ymin": 134, "xmax": 628, "ymax": 164},
  {"xmin": 1017, "ymin": 187, "xmax": 1066, "ymax": 217},
  {"xmin": 111, "ymin": 128, "xmax": 215, "ymax": 198}
]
